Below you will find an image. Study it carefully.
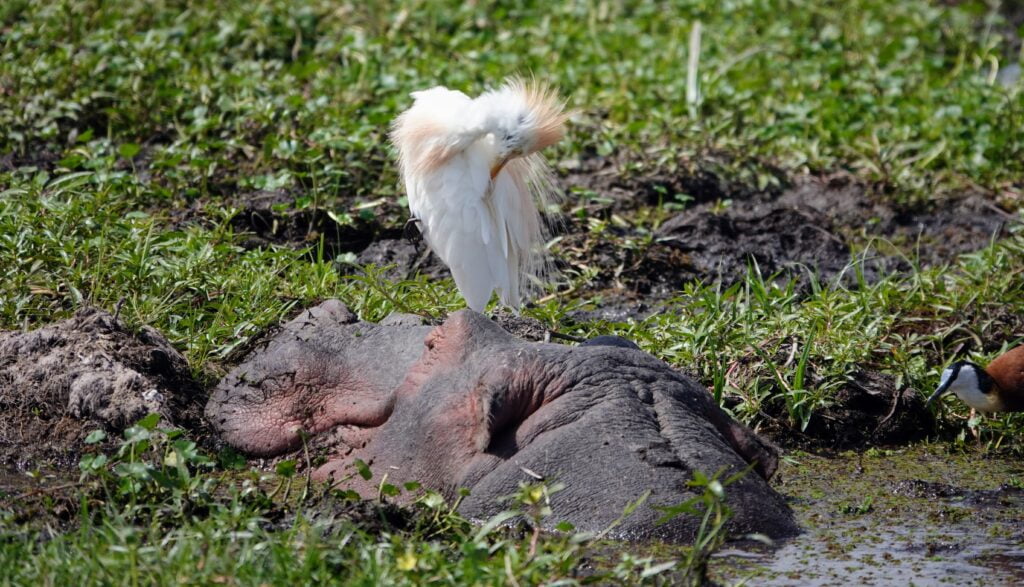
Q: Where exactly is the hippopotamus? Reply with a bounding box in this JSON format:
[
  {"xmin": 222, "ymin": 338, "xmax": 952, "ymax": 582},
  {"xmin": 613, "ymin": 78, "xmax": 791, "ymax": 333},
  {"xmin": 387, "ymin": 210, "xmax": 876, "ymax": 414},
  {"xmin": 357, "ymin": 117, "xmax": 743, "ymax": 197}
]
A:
[{"xmin": 205, "ymin": 300, "xmax": 797, "ymax": 542}]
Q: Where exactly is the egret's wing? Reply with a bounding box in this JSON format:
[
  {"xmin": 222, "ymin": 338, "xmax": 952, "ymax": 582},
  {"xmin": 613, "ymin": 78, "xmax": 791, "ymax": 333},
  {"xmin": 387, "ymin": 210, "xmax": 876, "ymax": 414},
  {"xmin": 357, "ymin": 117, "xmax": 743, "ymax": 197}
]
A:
[
  {"xmin": 404, "ymin": 152, "xmax": 558, "ymax": 312},
  {"xmin": 393, "ymin": 89, "xmax": 511, "ymax": 311},
  {"xmin": 411, "ymin": 152, "xmax": 510, "ymax": 312}
]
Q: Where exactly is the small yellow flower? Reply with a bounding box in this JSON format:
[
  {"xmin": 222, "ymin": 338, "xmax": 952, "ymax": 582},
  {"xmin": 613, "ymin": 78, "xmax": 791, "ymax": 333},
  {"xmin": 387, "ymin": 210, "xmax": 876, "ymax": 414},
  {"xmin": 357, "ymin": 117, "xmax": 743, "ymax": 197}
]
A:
[
  {"xmin": 526, "ymin": 486, "xmax": 544, "ymax": 504},
  {"xmin": 396, "ymin": 550, "xmax": 418, "ymax": 571},
  {"xmin": 164, "ymin": 451, "xmax": 179, "ymax": 467}
]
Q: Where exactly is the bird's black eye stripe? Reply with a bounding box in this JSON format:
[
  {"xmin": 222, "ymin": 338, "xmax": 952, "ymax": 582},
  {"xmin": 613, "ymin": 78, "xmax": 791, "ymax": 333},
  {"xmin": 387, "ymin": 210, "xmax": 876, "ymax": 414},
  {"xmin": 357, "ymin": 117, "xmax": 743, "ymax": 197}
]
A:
[
  {"xmin": 976, "ymin": 368, "xmax": 995, "ymax": 394},
  {"xmin": 948, "ymin": 362, "xmax": 963, "ymax": 379}
]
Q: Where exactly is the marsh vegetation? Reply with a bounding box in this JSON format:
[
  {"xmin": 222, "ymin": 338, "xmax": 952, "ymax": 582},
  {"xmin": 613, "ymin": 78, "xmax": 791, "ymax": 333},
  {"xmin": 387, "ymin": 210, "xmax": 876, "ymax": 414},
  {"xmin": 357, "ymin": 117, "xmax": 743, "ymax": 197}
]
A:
[{"xmin": 2, "ymin": 0, "xmax": 1023, "ymax": 583}]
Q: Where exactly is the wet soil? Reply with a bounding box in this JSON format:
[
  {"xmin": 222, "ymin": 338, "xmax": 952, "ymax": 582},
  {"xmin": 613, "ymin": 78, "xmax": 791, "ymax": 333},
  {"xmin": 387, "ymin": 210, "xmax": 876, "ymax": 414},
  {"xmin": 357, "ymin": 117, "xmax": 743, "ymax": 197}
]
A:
[
  {"xmin": 0, "ymin": 307, "xmax": 207, "ymax": 471},
  {"xmin": 201, "ymin": 163, "xmax": 1017, "ymax": 326},
  {"xmin": 213, "ymin": 189, "xmax": 404, "ymax": 262},
  {"xmin": 755, "ymin": 369, "xmax": 937, "ymax": 451},
  {"xmin": 555, "ymin": 172, "xmax": 1014, "ymax": 310},
  {"xmin": 159, "ymin": 160, "xmax": 1021, "ymax": 455},
  {"xmin": 709, "ymin": 445, "xmax": 1024, "ymax": 585}
]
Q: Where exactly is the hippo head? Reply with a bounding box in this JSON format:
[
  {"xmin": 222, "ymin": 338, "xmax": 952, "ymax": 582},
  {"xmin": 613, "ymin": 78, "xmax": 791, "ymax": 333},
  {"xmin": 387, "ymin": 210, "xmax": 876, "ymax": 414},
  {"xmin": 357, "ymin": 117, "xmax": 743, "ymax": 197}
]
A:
[{"xmin": 206, "ymin": 300, "xmax": 797, "ymax": 542}]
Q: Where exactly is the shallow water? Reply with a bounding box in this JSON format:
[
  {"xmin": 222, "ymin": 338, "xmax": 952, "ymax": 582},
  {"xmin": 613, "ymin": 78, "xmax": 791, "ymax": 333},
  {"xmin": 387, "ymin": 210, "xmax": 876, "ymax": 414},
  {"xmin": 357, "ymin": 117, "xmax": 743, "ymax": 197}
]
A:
[{"xmin": 712, "ymin": 446, "xmax": 1024, "ymax": 586}]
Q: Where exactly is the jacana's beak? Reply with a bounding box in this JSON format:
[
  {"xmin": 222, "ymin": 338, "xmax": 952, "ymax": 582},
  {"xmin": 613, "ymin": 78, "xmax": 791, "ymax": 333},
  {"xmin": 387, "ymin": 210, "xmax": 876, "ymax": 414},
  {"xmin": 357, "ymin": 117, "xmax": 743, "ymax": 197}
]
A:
[
  {"xmin": 925, "ymin": 379, "xmax": 954, "ymax": 407},
  {"xmin": 490, "ymin": 154, "xmax": 512, "ymax": 180}
]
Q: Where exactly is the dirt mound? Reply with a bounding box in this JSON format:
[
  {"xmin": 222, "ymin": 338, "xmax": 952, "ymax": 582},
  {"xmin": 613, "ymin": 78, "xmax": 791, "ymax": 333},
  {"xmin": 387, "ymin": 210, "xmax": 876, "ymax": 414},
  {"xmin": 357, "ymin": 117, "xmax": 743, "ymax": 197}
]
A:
[
  {"xmin": 892, "ymin": 479, "xmax": 1024, "ymax": 507},
  {"xmin": 655, "ymin": 203, "xmax": 858, "ymax": 285},
  {"xmin": 759, "ymin": 370, "xmax": 935, "ymax": 450},
  {"xmin": 558, "ymin": 174, "xmax": 1014, "ymax": 305},
  {"xmin": 779, "ymin": 177, "xmax": 1014, "ymax": 266},
  {"xmin": 0, "ymin": 308, "xmax": 205, "ymax": 470},
  {"xmin": 355, "ymin": 237, "xmax": 449, "ymax": 282},
  {"xmin": 559, "ymin": 150, "xmax": 777, "ymax": 215},
  {"xmin": 228, "ymin": 190, "xmax": 389, "ymax": 260}
]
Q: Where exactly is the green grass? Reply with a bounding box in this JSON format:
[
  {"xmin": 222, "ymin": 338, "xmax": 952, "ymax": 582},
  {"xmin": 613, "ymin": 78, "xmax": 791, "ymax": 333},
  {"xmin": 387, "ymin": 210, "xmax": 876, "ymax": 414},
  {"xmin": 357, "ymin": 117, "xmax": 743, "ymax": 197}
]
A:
[
  {"xmin": 2, "ymin": 0, "xmax": 1024, "ymax": 583},
  {"xmin": 616, "ymin": 233, "xmax": 1024, "ymax": 438},
  {"xmin": 1, "ymin": 419, "xmax": 698, "ymax": 585},
  {"xmin": 2, "ymin": 0, "xmax": 1022, "ymax": 202}
]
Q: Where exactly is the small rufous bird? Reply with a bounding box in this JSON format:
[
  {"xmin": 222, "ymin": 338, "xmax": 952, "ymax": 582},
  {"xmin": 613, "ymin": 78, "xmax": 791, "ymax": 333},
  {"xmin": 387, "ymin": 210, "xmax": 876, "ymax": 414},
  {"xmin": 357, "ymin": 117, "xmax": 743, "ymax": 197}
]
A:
[
  {"xmin": 390, "ymin": 77, "xmax": 568, "ymax": 312},
  {"xmin": 926, "ymin": 344, "xmax": 1024, "ymax": 412}
]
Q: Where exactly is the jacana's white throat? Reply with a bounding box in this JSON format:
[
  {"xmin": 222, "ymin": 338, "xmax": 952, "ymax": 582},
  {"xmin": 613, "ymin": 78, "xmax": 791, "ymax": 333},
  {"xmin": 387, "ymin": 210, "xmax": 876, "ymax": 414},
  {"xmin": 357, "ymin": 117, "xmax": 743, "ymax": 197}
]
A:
[{"xmin": 933, "ymin": 363, "xmax": 1004, "ymax": 412}]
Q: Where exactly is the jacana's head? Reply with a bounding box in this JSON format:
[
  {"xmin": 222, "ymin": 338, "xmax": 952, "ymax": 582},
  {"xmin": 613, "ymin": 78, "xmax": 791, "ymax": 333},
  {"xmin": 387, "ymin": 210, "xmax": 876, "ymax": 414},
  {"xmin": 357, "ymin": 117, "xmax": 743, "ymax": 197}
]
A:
[
  {"xmin": 478, "ymin": 78, "xmax": 568, "ymax": 178},
  {"xmin": 926, "ymin": 360, "xmax": 1002, "ymax": 412}
]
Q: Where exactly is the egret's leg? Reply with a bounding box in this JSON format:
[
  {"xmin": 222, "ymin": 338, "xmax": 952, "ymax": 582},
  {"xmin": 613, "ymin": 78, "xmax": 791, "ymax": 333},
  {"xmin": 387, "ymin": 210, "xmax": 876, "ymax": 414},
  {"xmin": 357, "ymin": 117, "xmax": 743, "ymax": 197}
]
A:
[{"xmin": 403, "ymin": 217, "xmax": 422, "ymax": 242}]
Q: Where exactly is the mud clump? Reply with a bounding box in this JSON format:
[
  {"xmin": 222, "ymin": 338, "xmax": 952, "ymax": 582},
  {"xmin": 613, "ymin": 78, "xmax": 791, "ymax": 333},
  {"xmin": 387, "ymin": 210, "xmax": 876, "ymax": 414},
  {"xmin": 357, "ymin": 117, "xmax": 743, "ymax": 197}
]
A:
[
  {"xmin": 779, "ymin": 178, "xmax": 1013, "ymax": 266},
  {"xmin": 559, "ymin": 150, "xmax": 774, "ymax": 215},
  {"xmin": 355, "ymin": 237, "xmax": 449, "ymax": 283},
  {"xmin": 557, "ymin": 173, "xmax": 1013, "ymax": 303},
  {"xmin": 0, "ymin": 308, "xmax": 205, "ymax": 470},
  {"xmin": 762, "ymin": 370, "xmax": 934, "ymax": 450},
  {"xmin": 654, "ymin": 204, "xmax": 857, "ymax": 286},
  {"xmin": 227, "ymin": 189, "xmax": 393, "ymax": 261},
  {"xmin": 891, "ymin": 479, "xmax": 963, "ymax": 499},
  {"xmin": 489, "ymin": 309, "xmax": 552, "ymax": 341},
  {"xmin": 893, "ymin": 480, "xmax": 1024, "ymax": 509}
]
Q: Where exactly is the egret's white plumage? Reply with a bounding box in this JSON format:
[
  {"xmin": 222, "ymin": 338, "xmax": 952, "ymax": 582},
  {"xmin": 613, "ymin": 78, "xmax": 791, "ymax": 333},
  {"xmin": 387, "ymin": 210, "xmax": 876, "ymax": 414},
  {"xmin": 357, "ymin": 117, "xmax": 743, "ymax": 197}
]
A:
[{"xmin": 391, "ymin": 78, "xmax": 567, "ymax": 312}]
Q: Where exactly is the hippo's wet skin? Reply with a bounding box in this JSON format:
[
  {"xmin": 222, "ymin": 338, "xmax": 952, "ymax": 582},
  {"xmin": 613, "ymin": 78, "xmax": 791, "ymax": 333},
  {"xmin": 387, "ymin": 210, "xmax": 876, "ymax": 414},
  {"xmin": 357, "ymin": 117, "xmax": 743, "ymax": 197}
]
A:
[{"xmin": 206, "ymin": 300, "xmax": 797, "ymax": 542}]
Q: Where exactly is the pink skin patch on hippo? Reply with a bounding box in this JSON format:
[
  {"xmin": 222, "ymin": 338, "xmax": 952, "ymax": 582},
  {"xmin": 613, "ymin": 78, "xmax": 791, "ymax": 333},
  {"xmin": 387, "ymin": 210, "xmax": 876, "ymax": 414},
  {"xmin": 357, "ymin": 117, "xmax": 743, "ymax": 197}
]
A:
[
  {"xmin": 311, "ymin": 316, "xmax": 580, "ymax": 494},
  {"xmin": 217, "ymin": 355, "xmax": 394, "ymax": 457},
  {"xmin": 312, "ymin": 314, "xmax": 503, "ymax": 489}
]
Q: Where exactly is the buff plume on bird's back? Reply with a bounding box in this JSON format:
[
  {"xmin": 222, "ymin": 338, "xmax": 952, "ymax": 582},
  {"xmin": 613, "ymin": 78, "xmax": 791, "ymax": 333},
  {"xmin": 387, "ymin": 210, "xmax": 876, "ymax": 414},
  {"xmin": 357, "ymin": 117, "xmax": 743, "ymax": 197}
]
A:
[{"xmin": 390, "ymin": 77, "xmax": 569, "ymax": 312}]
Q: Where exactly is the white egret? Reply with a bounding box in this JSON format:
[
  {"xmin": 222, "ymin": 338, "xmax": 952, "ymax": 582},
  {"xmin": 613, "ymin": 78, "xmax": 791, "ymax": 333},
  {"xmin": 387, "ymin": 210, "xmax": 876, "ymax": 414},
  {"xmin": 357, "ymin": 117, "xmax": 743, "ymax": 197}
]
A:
[{"xmin": 390, "ymin": 78, "xmax": 568, "ymax": 312}]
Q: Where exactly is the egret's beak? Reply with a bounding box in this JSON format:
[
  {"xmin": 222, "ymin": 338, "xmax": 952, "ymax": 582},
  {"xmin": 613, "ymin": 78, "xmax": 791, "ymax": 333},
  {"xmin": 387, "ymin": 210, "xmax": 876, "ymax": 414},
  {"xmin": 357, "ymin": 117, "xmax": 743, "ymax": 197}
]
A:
[
  {"xmin": 490, "ymin": 155, "xmax": 512, "ymax": 180},
  {"xmin": 925, "ymin": 378, "xmax": 954, "ymax": 407}
]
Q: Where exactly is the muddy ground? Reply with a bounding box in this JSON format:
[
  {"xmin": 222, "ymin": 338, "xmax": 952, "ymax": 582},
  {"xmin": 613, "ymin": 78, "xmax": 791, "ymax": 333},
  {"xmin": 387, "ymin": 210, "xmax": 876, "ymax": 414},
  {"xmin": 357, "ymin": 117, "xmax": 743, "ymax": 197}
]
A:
[
  {"xmin": 202, "ymin": 160, "xmax": 1020, "ymax": 354},
  {"xmin": 226, "ymin": 160, "xmax": 1018, "ymax": 316},
  {"xmin": 0, "ymin": 307, "xmax": 209, "ymax": 470},
  {"xmin": 1, "ymin": 161, "xmax": 1022, "ymax": 582},
  {"xmin": 3, "ymin": 162, "xmax": 1022, "ymax": 472},
  {"xmin": 216, "ymin": 158, "xmax": 1015, "ymax": 296}
]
